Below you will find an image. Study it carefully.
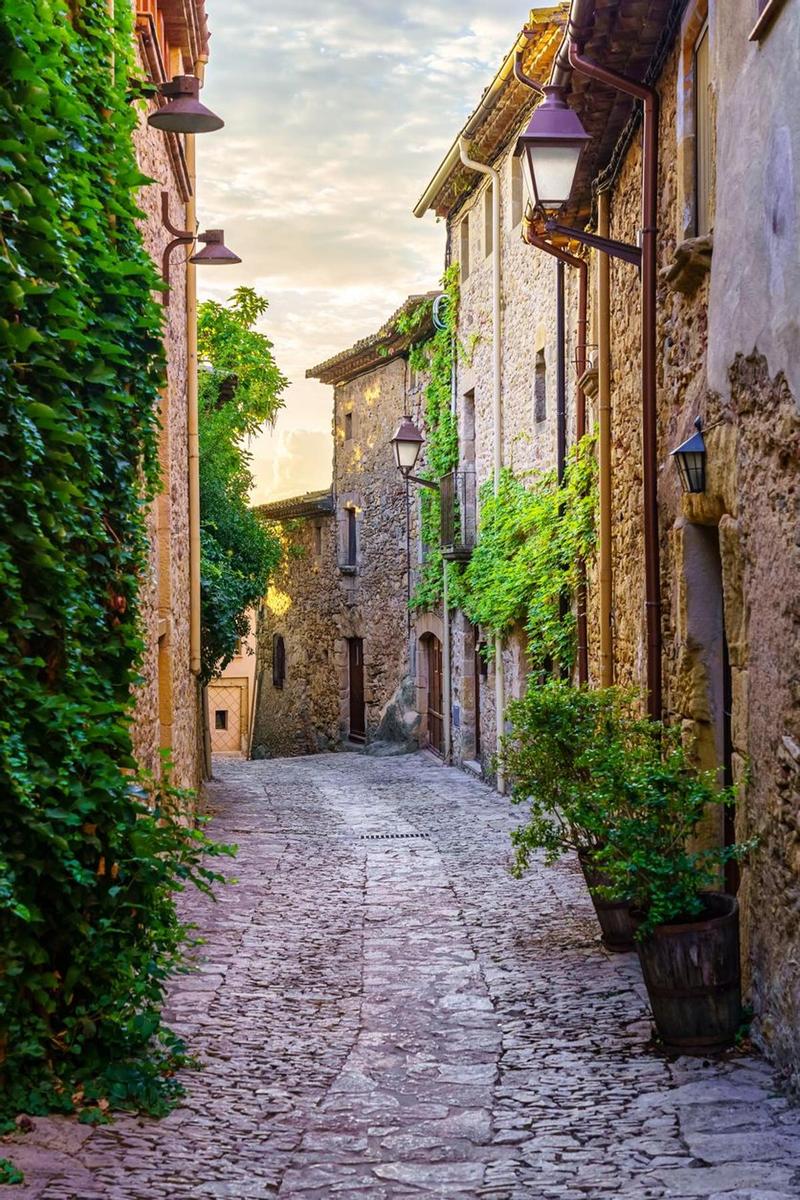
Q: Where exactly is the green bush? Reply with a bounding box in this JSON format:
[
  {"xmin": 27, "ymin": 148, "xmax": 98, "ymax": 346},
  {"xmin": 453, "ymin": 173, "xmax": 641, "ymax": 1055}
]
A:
[
  {"xmin": 504, "ymin": 681, "xmax": 752, "ymax": 937},
  {"xmin": 502, "ymin": 681, "xmax": 653, "ymax": 870},
  {"xmin": 593, "ymin": 725, "xmax": 752, "ymax": 936},
  {"xmin": 197, "ymin": 288, "xmax": 285, "ymax": 682}
]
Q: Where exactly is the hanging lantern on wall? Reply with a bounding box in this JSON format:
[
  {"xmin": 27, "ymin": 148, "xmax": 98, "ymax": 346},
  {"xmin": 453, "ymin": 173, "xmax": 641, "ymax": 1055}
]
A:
[{"xmin": 671, "ymin": 416, "xmax": 707, "ymax": 493}]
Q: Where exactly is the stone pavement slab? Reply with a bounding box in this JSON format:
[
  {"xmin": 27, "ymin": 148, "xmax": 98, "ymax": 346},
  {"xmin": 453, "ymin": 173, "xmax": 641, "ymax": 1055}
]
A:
[{"xmin": 2, "ymin": 752, "xmax": 799, "ymax": 1199}]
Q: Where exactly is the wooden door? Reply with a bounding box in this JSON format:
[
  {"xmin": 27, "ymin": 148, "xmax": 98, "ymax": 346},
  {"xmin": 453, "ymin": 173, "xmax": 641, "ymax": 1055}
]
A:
[
  {"xmin": 209, "ymin": 682, "xmax": 244, "ymax": 754},
  {"xmin": 348, "ymin": 637, "xmax": 366, "ymax": 743},
  {"xmin": 426, "ymin": 635, "xmax": 444, "ymax": 755}
]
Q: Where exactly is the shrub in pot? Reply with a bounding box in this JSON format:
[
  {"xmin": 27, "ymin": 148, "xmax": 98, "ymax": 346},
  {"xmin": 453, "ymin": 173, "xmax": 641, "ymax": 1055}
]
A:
[
  {"xmin": 501, "ymin": 681, "xmax": 653, "ymax": 951},
  {"xmin": 593, "ymin": 728, "xmax": 753, "ymax": 1053}
]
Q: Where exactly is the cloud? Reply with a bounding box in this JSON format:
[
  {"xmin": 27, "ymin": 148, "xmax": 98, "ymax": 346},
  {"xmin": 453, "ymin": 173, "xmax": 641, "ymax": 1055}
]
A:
[
  {"xmin": 197, "ymin": 0, "xmax": 530, "ymax": 502},
  {"xmin": 250, "ymin": 427, "xmax": 333, "ymax": 505}
]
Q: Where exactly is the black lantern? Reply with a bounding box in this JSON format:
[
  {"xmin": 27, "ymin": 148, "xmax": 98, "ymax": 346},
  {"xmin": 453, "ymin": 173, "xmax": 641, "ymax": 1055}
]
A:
[
  {"xmin": 391, "ymin": 415, "xmax": 424, "ymax": 475},
  {"xmin": 671, "ymin": 417, "xmax": 706, "ymax": 493},
  {"xmin": 515, "ymin": 85, "xmax": 592, "ymax": 212}
]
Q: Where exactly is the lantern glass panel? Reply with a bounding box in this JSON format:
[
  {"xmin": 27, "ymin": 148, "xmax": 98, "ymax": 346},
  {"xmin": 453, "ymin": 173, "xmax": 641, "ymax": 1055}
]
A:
[
  {"xmin": 527, "ymin": 142, "xmax": 583, "ymax": 209},
  {"xmin": 393, "ymin": 436, "xmax": 420, "ymax": 471}
]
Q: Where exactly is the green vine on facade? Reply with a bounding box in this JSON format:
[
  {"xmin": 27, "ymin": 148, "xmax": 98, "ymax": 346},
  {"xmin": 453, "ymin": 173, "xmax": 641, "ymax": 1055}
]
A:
[
  {"xmin": 398, "ymin": 265, "xmax": 461, "ymax": 611},
  {"xmin": 0, "ymin": 0, "xmax": 230, "ymax": 1132},
  {"xmin": 455, "ymin": 438, "xmax": 597, "ymax": 675}
]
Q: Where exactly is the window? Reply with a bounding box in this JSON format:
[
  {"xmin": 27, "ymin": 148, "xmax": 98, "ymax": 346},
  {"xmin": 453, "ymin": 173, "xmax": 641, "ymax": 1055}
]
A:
[
  {"xmin": 483, "ymin": 186, "xmax": 493, "ymax": 257},
  {"xmin": 693, "ymin": 22, "xmax": 711, "ymax": 236},
  {"xmin": 214, "ymin": 709, "xmax": 228, "ymax": 730},
  {"xmin": 534, "ymin": 349, "xmax": 547, "ymax": 422},
  {"xmin": 460, "ymin": 216, "xmax": 470, "ymax": 282},
  {"xmin": 344, "ymin": 410, "xmax": 353, "ymax": 440},
  {"xmin": 272, "ymin": 634, "xmax": 285, "ymax": 689},
  {"xmin": 314, "ymin": 523, "xmax": 322, "ymax": 556},
  {"xmin": 461, "ymin": 388, "xmax": 476, "ymax": 466},
  {"xmin": 346, "ymin": 506, "xmax": 357, "ymax": 566},
  {"xmin": 510, "ymin": 154, "xmax": 523, "ymax": 229}
]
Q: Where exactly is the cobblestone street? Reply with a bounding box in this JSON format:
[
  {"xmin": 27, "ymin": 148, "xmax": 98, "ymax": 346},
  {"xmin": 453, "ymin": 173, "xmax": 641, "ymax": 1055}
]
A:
[{"xmin": 5, "ymin": 752, "xmax": 800, "ymax": 1200}]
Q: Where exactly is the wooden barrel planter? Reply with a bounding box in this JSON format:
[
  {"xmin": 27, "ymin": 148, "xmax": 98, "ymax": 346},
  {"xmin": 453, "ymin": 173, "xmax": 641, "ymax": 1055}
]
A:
[
  {"xmin": 636, "ymin": 892, "xmax": 742, "ymax": 1053},
  {"xmin": 579, "ymin": 856, "xmax": 638, "ymax": 953}
]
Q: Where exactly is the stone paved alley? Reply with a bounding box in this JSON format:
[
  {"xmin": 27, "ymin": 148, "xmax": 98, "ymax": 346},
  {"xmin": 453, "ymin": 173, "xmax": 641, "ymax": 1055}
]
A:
[{"xmin": 5, "ymin": 753, "xmax": 800, "ymax": 1200}]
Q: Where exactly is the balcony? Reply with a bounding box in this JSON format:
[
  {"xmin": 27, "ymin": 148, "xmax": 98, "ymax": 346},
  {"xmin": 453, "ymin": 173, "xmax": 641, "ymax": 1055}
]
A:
[{"xmin": 440, "ymin": 468, "xmax": 476, "ymax": 562}]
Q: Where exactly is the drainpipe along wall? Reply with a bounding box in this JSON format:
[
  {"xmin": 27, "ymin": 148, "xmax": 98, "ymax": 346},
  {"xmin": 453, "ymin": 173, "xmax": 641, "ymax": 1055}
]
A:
[
  {"xmin": 458, "ymin": 138, "xmax": 504, "ymax": 791},
  {"xmin": 189, "ymin": 56, "xmax": 208, "ymax": 776},
  {"xmin": 597, "ymin": 190, "xmax": 613, "ymax": 686},
  {"xmin": 567, "ymin": 39, "xmax": 661, "ymax": 719}
]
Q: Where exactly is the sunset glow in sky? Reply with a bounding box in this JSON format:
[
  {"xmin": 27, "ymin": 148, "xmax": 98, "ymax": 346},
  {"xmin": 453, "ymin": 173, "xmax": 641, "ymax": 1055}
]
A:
[{"xmin": 197, "ymin": 1, "xmax": 531, "ymax": 503}]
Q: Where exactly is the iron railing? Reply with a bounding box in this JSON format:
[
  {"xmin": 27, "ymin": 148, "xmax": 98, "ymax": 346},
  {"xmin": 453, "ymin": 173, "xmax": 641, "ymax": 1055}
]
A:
[{"xmin": 440, "ymin": 468, "xmax": 476, "ymax": 562}]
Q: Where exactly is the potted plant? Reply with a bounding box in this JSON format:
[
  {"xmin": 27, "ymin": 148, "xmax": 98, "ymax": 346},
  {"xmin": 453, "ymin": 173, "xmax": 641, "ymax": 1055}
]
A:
[
  {"xmin": 593, "ymin": 727, "xmax": 753, "ymax": 1053},
  {"xmin": 501, "ymin": 681, "xmax": 652, "ymax": 951}
]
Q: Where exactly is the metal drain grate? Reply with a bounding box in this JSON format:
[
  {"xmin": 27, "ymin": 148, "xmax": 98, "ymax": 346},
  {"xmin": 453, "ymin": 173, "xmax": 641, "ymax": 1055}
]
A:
[{"xmin": 357, "ymin": 832, "xmax": 426, "ymax": 841}]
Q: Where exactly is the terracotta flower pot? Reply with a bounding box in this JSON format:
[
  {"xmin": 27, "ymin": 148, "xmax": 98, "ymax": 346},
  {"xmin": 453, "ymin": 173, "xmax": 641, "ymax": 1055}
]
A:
[
  {"xmin": 636, "ymin": 892, "xmax": 742, "ymax": 1053},
  {"xmin": 579, "ymin": 854, "xmax": 638, "ymax": 953}
]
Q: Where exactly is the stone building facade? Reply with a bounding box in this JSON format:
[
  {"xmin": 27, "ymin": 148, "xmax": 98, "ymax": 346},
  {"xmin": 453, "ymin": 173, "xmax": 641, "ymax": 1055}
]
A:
[
  {"xmin": 411, "ymin": 0, "xmax": 800, "ymax": 1082},
  {"xmin": 413, "ymin": 7, "xmax": 578, "ymax": 778},
  {"xmin": 128, "ymin": 0, "xmax": 214, "ymax": 791},
  {"xmin": 251, "ymin": 300, "xmax": 434, "ymax": 758}
]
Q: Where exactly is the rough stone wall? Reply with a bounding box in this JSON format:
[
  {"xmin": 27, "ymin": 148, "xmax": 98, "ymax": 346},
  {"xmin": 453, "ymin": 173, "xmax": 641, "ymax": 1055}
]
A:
[
  {"xmin": 252, "ymin": 355, "xmax": 417, "ymax": 757},
  {"xmin": 442, "ymin": 138, "xmax": 581, "ymax": 775},
  {"xmin": 596, "ymin": 13, "xmax": 800, "ymax": 1082},
  {"xmin": 333, "ymin": 357, "xmax": 413, "ymax": 744},
  {"xmin": 252, "ymin": 516, "xmax": 341, "ymax": 758},
  {"xmin": 128, "ymin": 68, "xmax": 199, "ymax": 791}
]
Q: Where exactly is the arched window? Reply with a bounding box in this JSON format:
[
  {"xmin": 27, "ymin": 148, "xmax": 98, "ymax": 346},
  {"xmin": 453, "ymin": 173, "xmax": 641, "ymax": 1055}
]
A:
[{"xmin": 272, "ymin": 634, "xmax": 286, "ymax": 689}]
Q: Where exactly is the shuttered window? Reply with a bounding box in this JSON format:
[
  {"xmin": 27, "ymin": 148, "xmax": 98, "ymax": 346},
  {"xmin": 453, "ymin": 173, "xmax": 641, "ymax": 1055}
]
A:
[
  {"xmin": 346, "ymin": 507, "xmax": 357, "ymax": 566},
  {"xmin": 694, "ymin": 23, "xmax": 712, "ymax": 236}
]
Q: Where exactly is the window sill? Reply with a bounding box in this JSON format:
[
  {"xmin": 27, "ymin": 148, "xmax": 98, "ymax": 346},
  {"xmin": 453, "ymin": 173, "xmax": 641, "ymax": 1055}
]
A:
[{"xmin": 750, "ymin": 0, "xmax": 789, "ymax": 40}]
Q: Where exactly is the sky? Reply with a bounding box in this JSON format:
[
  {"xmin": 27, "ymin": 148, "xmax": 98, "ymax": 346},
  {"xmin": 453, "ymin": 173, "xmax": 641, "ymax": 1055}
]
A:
[{"xmin": 197, "ymin": 0, "xmax": 531, "ymax": 504}]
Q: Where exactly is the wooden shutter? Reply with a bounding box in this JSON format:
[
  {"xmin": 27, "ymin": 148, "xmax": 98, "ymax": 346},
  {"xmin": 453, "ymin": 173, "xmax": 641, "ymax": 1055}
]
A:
[{"xmin": 694, "ymin": 24, "xmax": 712, "ymax": 236}]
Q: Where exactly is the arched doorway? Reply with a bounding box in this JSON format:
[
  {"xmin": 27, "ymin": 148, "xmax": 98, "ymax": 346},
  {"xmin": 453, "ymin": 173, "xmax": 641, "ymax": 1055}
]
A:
[{"xmin": 420, "ymin": 632, "xmax": 444, "ymax": 755}]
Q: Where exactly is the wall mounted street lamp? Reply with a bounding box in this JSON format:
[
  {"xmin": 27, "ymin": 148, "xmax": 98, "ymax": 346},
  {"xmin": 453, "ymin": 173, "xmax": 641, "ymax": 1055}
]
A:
[
  {"xmin": 671, "ymin": 417, "xmax": 707, "ymax": 494},
  {"xmin": 147, "ymin": 75, "xmax": 224, "ymax": 134},
  {"xmin": 515, "ymin": 84, "xmax": 592, "ymax": 213},
  {"xmin": 390, "ymin": 415, "xmax": 439, "ymax": 490},
  {"xmin": 514, "ymin": 68, "xmax": 641, "ymax": 268},
  {"xmin": 190, "ymin": 229, "xmax": 242, "ymax": 267},
  {"xmin": 160, "ymin": 193, "xmax": 241, "ymax": 301}
]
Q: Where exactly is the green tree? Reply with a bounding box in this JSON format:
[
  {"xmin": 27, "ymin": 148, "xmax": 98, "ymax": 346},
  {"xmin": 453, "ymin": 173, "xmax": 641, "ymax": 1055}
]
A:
[{"xmin": 197, "ymin": 288, "xmax": 287, "ymax": 681}]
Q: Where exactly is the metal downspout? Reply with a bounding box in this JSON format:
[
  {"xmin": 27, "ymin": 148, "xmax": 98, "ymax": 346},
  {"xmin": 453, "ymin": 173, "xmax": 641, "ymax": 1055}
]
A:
[
  {"xmin": 567, "ymin": 40, "xmax": 661, "ymax": 720},
  {"xmin": 458, "ymin": 138, "xmax": 504, "ymax": 791},
  {"xmin": 597, "ymin": 191, "xmax": 614, "ymax": 687},
  {"xmin": 556, "ymin": 260, "xmax": 566, "ymax": 483}
]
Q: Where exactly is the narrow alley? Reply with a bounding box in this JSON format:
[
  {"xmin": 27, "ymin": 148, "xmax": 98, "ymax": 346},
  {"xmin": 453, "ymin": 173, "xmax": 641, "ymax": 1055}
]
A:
[{"xmin": 8, "ymin": 753, "xmax": 800, "ymax": 1200}]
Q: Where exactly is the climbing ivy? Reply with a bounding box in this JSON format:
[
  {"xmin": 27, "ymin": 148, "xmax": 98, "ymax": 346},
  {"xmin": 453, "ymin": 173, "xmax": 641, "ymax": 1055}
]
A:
[
  {"xmin": 0, "ymin": 0, "xmax": 230, "ymax": 1130},
  {"xmin": 398, "ymin": 265, "xmax": 461, "ymax": 610},
  {"xmin": 455, "ymin": 438, "xmax": 597, "ymax": 674}
]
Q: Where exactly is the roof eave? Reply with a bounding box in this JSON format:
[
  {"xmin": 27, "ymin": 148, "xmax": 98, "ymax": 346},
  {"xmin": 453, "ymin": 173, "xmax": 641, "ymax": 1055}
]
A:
[{"xmin": 413, "ymin": 6, "xmax": 568, "ymax": 219}]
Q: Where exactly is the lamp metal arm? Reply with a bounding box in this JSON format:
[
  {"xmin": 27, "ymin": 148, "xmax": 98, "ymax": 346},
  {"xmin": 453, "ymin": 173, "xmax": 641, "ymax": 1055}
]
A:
[
  {"xmin": 405, "ymin": 473, "xmax": 440, "ymax": 491},
  {"xmin": 544, "ymin": 218, "xmax": 641, "ymax": 267}
]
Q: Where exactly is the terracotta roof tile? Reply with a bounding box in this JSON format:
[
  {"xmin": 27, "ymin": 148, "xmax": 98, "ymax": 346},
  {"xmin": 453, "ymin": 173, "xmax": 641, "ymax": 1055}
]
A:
[{"xmin": 306, "ymin": 292, "xmax": 440, "ymax": 387}]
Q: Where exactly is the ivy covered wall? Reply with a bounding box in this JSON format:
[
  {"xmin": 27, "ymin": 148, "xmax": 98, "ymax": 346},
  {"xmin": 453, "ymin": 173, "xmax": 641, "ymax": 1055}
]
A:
[{"xmin": 0, "ymin": 0, "xmax": 219, "ymax": 1121}]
